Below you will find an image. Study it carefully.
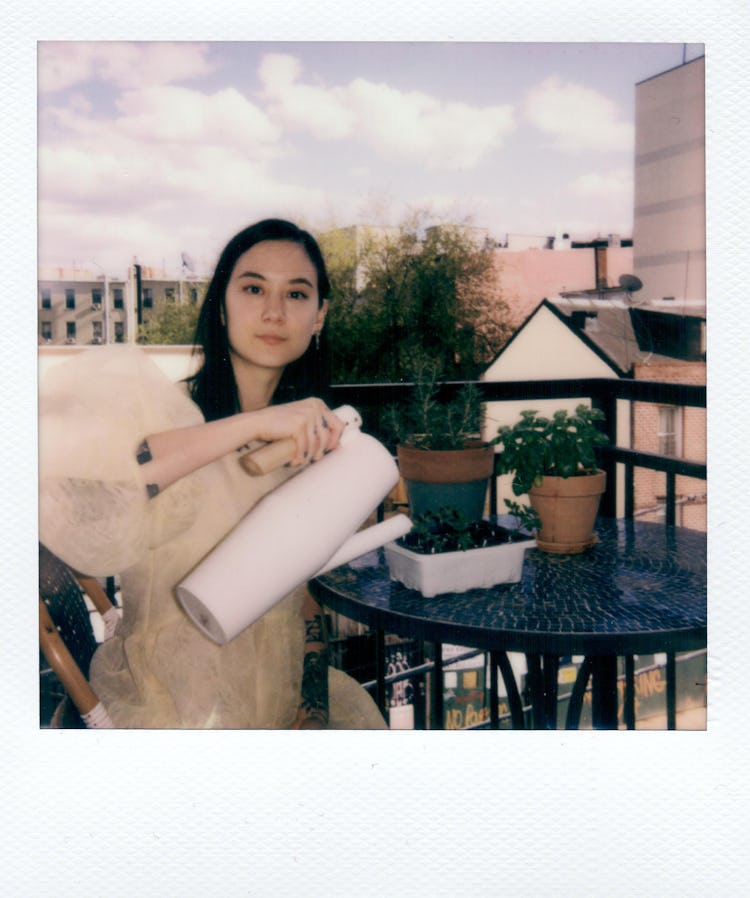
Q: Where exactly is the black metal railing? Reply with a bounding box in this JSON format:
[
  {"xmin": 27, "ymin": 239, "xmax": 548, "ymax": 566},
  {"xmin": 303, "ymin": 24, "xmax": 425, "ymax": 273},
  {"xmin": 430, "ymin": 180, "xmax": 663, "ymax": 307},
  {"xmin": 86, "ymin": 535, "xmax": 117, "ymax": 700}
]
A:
[{"xmin": 329, "ymin": 376, "xmax": 706, "ymax": 524}]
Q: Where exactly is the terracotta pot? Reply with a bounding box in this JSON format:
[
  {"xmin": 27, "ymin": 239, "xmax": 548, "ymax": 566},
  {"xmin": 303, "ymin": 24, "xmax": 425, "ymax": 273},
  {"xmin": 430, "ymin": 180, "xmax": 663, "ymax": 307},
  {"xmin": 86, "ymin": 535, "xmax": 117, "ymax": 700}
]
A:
[
  {"xmin": 397, "ymin": 442, "xmax": 495, "ymax": 522},
  {"xmin": 529, "ymin": 469, "xmax": 606, "ymax": 554},
  {"xmin": 397, "ymin": 442, "xmax": 494, "ymax": 483}
]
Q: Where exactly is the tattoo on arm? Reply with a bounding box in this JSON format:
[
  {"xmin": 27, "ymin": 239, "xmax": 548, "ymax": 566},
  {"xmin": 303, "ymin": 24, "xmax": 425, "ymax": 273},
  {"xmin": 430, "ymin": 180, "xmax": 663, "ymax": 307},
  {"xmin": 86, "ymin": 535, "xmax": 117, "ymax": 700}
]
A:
[
  {"xmin": 136, "ymin": 439, "xmax": 153, "ymax": 465},
  {"xmin": 299, "ymin": 649, "xmax": 329, "ymax": 720},
  {"xmin": 136, "ymin": 439, "xmax": 160, "ymax": 498},
  {"xmin": 305, "ymin": 614, "xmax": 324, "ymax": 644},
  {"xmin": 299, "ymin": 612, "xmax": 329, "ymax": 722}
]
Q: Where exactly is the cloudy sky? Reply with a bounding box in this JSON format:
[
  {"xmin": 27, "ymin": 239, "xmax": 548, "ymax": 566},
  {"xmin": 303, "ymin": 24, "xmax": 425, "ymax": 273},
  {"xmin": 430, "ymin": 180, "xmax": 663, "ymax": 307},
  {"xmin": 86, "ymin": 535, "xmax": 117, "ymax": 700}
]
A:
[{"xmin": 38, "ymin": 41, "xmax": 704, "ymax": 276}]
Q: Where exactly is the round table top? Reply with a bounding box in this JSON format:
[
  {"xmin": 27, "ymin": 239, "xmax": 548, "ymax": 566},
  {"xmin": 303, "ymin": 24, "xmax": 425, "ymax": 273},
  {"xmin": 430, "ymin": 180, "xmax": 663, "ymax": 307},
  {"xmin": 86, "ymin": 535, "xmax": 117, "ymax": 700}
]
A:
[{"xmin": 311, "ymin": 518, "xmax": 707, "ymax": 657}]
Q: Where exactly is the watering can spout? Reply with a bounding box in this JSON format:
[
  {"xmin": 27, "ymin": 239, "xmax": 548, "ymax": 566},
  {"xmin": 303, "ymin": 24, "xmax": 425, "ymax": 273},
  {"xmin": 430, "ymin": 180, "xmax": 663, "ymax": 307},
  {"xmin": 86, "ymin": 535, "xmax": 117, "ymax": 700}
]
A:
[
  {"xmin": 176, "ymin": 406, "xmax": 412, "ymax": 645},
  {"xmin": 313, "ymin": 515, "xmax": 412, "ymax": 577}
]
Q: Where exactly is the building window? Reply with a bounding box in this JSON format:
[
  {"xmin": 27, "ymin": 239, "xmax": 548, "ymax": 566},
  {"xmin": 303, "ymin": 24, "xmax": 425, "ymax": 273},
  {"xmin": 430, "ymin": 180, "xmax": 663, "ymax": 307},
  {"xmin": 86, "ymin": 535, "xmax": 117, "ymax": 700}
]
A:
[
  {"xmin": 657, "ymin": 406, "xmax": 682, "ymax": 457},
  {"xmin": 65, "ymin": 289, "xmax": 75, "ymax": 310},
  {"xmin": 66, "ymin": 321, "xmax": 76, "ymax": 343},
  {"xmin": 189, "ymin": 288, "xmax": 198, "ymax": 304},
  {"xmin": 165, "ymin": 287, "xmax": 176, "ymax": 303},
  {"xmin": 91, "ymin": 288, "xmax": 102, "ymax": 309},
  {"xmin": 92, "ymin": 321, "xmax": 103, "ymax": 343},
  {"xmin": 41, "ymin": 321, "xmax": 52, "ymax": 342},
  {"xmin": 143, "ymin": 288, "xmax": 153, "ymax": 309},
  {"xmin": 41, "ymin": 289, "xmax": 52, "ymax": 309},
  {"xmin": 114, "ymin": 321, "xmax": 125, "ymax": 343},
  {"xmin": 113, "ymin": 288, "xmax": 124, "ymax": 309}
]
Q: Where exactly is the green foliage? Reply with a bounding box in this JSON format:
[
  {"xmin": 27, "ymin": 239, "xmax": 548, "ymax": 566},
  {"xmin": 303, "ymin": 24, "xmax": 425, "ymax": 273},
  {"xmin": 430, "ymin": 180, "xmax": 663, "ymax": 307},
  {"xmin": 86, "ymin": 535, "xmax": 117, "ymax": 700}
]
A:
[
  {"xmin": 409, "ymin": 507, "xmax": 476, "ymax": 553},
  {"xmin": 383, "ymin": 358, "xmax": 483, "ymax": 450},
  {"xmin": 319, "ymin": 213, "xmax": 512, "ymax": 384},
  {"xmin": 401, "ymin": 506, "xmax": 527, "ymax": 555},
  {"xmin": 504, "ymin": 499, "xmax": 542, "ymax": 534},
  {"xmin": 137, "ymin": 301, "xmax": 201, "ymax": 345},
  {"xmin": 493, "ymin": 404, "xmax": 609, "ymax": 496}
]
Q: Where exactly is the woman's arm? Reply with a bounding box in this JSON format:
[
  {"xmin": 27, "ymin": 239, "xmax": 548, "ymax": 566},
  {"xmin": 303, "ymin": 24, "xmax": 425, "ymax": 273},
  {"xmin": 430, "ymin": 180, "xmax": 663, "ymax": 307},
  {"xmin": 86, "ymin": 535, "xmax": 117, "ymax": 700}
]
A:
[
  {"xmin": 136, "ymin": 399, "xmax": 345, "ymax": 498},
  {"xmin": 292, "ymin": 589, "xmax": 330, "ymax": 729}
]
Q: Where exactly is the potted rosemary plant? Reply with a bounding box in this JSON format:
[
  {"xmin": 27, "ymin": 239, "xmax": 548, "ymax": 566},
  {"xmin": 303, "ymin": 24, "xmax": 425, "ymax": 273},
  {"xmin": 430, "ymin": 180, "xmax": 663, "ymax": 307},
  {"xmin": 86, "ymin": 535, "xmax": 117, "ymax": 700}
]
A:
[
  {"xmin": 384, "ymin": 361, "xmax": 494, "ymax": 522},
  {"xmin": 493, "ymin": 404, "xmax": 609, "ymax": 554}
]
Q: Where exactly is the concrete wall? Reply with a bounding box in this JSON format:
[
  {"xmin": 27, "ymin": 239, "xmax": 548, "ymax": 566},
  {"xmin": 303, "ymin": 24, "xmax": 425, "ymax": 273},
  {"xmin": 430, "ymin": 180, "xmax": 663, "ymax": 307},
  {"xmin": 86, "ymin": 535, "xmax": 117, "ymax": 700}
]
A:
[{"xmin": 634, "ymin": 57, "xmax": 705, "ymax": 302}]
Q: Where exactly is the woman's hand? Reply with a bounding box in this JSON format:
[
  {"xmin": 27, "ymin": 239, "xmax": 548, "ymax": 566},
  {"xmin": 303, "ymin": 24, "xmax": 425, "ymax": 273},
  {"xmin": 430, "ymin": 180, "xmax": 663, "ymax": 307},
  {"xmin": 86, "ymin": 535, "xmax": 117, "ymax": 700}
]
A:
[
  {"xmin": 138, "ymin": 398, "xmax": 344, "ymax": 498},
  {"xmin": 248, "ymin": 399, "xmax": 345, "ymax": 467}
]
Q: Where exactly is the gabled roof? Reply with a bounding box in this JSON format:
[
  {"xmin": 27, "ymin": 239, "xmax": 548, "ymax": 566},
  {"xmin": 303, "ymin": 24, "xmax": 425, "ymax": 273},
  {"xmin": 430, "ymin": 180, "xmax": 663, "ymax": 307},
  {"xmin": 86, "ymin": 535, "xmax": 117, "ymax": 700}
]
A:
[
  {"xmin": 486, "ymin": 294, "xmax": 692, "ymax": 377},
  {"xmin": 486, "ymin": 298, "xmax": 629, "ymax": 378}
]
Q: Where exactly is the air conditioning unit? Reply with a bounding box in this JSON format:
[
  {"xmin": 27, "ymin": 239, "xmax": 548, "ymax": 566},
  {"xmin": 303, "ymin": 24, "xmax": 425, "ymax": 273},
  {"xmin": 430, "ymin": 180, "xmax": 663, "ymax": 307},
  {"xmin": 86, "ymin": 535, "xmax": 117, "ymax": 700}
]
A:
[
  {"xmin": 92, "ymin": 336, "xmax": 103, "ymax": 344},
  {"xmin": 65, "ymin": 337, "xmax": 76, "ymax": 344},
  {"xmin": 91, "ymin": 303, "xmax": 102, "ymax": 311}
]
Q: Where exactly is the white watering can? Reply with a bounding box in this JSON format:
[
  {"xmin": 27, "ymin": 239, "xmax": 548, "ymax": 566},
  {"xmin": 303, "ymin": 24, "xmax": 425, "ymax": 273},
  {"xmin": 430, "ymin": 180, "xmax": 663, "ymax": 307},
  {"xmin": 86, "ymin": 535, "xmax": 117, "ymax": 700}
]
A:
[{"xmin": 176, "ymin": 406, "xmax": 412, "ymax": 645}]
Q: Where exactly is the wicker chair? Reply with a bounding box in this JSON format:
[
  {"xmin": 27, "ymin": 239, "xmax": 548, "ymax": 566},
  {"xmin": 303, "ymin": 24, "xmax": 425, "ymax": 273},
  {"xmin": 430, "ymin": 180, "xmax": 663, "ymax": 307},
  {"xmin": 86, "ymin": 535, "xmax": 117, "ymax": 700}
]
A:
[{"xmin": 39, "ymin": 544, "xmax": 118, "ymax": 728}]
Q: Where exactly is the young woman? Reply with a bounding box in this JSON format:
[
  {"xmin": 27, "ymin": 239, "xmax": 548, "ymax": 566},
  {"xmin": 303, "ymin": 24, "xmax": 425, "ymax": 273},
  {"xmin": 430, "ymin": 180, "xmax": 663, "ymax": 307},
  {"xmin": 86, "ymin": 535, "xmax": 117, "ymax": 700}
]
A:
[{"xmin": 39, "ymin": 219, "xmax": 387, "ymax": 729}]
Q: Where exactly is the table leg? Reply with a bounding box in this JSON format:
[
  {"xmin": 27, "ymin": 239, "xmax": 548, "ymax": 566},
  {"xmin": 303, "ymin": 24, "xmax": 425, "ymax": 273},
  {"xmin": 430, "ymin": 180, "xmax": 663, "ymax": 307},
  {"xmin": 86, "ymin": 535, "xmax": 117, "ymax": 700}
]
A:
[
  {"xmin": 565, "ymin": 656, "xmax": 593, "ymax": 730},
  {"xmin": 431, "ymin": 642, "xmax": 444, "ymax": 730},
  {"xmin": 493, "ymin": 651, "xmax": 526, "ymax": 730},
  {"xmin": 543, "ymin": 655, "xmax": 560, "ymax": 726},
  {"xmin": 489, "ymin": 656, "xmax": 499, "ymax": 729},
  {"xmin": 526, "ymin": 654, "xmax": 559, "ymax": 729},
  {"xmin": 666, "ymin": 652, "xmax": 676, "ymax": 731},
  {"xmin": 591, "ymin": 655, "xmax": 619, "ymax": 729},
  {"xmin": 374, "ymin": 628, "xmax": 387, "ymax": 722},
  {"xmin": 624, "ymin": 656, "xmax": 636, "ymax": 730},
  {"xmin": 412, "ymin": 641, "xmax": 427, "ymax": 731}
]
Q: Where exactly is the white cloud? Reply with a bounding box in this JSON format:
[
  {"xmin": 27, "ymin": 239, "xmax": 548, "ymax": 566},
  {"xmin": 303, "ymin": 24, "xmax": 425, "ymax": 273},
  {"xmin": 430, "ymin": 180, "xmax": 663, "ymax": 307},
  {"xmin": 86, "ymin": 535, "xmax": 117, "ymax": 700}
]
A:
[
  {"xmin": 39, "ymin": 138, "xmax": 276, "ymax": 212},
  {"xmin": 114, "ymin": 85, "xmax": 280, "ymax": 147},
  {"xmin": 524, "ymin": 76, "xmax": 633, "ymax": 152},
  {"xmin": 38, "ymin": 42, "xmax": 215, "ymax": 93},
  {"xmin": 37, "ymin": 133, "xmax": 336, "ymax": 271},
  {"xmin": 259, "ymin": 54, "xmax": 357, "ymax": 140},
  {"xmin": 569, "ymin": 168, "xmax": 633, "ymax": 199},
  {"xmin": 259, "ymin": 53, "xmax": 515, "ymax": 170},
  {"xmin": 41, "ymin": 84, "xmax": 279, "ymax": 159}
]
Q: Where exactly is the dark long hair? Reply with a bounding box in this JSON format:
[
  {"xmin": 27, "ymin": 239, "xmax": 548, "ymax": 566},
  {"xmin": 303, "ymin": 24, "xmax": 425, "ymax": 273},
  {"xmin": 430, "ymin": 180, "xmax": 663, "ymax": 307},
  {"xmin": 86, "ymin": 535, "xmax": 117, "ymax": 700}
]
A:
[{"xmin": 188, "ymin": 219, "xmax": 332, "ymax": 421}]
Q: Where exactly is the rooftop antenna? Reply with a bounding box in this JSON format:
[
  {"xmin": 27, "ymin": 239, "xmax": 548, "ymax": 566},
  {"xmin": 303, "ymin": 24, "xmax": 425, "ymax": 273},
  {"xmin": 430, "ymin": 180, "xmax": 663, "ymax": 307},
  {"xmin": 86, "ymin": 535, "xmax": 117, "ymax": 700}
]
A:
[
  {"xmin": 618, "ymin": 274, "xmax": 643, "ymax": 302},
  {"xmin": 618, "ymin": 274, "xmax": 642, "ymax": 290}
]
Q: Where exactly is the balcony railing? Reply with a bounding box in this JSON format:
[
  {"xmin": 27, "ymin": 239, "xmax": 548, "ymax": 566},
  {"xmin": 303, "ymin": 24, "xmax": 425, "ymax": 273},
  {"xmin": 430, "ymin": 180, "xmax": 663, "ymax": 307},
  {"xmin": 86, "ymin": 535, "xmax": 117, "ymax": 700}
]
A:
[{"xmin": 329, "ymin": 375, "xmax": 706, "ymax": 525}]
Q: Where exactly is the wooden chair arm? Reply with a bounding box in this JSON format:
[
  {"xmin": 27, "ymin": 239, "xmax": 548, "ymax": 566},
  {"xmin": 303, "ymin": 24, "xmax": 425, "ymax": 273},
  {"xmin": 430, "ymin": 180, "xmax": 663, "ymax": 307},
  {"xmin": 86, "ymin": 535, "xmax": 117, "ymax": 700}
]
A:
[
  {"xmin": 74, "ymin": 574, "xmax": 115, "ymax": 618},
  {"xmin": 39, "ymin": 598, "xmax": 100, "ymax": 718}
]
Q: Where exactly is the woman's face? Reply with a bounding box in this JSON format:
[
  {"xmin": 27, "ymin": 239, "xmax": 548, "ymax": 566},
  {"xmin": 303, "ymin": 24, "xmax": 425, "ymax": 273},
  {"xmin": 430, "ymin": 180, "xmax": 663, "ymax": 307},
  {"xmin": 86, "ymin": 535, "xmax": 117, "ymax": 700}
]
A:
[{"xmin": 223, "ymin": 239, "xmax": 328, "ymax": 378}]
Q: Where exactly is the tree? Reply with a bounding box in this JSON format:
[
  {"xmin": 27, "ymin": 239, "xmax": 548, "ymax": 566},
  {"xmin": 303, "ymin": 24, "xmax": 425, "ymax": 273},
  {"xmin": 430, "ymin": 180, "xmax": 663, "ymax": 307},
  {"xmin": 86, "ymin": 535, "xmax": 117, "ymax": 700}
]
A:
[
  {"xmin": 319, "ymin": 212, "xmax": 511, "ymax": 384},
  {"xmin": 137, "ymin": 301, "xmax": 201, "ymax": 345}
]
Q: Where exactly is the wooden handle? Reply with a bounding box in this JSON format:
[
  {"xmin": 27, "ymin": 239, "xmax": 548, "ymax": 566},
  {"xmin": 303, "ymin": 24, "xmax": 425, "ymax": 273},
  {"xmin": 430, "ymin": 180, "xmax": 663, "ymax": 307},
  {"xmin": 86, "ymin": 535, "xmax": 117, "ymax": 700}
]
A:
[{"xmin": 239, "ymin": 438, "xmax": 298, "ymax": 476}]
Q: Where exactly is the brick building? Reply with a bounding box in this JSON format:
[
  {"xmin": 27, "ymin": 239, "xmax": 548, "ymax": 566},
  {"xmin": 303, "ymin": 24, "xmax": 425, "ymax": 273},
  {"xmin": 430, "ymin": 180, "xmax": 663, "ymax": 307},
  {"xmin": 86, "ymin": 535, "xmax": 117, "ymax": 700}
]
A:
[{"xmin": 38, "ymin": 264, "xmax": 208, "ymax": 346}]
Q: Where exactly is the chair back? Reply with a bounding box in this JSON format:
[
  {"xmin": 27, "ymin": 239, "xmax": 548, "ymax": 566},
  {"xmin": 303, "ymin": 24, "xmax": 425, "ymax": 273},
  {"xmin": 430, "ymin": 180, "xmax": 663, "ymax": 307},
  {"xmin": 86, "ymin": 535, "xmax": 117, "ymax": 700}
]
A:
[{"xmin": 39, "ymin": 544, "xmax": 116, "ymax": 728}]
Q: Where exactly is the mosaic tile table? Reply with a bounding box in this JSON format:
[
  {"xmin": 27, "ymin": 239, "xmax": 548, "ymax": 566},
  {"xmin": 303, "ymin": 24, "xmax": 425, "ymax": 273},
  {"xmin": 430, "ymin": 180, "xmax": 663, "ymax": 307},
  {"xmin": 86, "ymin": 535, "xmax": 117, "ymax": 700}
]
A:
[{"xmin": 311, "ymin": 519, "xmax": 707, "ymax": 729}]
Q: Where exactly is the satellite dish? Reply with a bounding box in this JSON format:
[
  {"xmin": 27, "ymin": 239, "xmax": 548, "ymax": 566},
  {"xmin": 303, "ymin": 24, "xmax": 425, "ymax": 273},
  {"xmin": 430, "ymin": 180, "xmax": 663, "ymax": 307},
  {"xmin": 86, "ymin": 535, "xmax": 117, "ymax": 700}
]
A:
[{"xmin": 619, "ymin": 274, "xmax": 643, "ymax": 292}]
